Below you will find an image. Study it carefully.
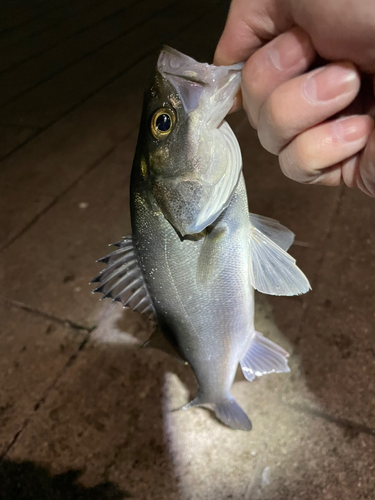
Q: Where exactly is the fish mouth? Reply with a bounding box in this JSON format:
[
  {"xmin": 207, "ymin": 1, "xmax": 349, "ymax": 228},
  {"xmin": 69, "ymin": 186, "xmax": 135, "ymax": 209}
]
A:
[
  {"xmin": 158, "ymin": 45, "xmax": 244, "ymax": 82},
  {"xmin": 161, "ymin": 70, "xmax": 210, "ymax": 87},
  {"xmin": 157, "ymin": 46, "xmax": 243, "ymax": 123}
]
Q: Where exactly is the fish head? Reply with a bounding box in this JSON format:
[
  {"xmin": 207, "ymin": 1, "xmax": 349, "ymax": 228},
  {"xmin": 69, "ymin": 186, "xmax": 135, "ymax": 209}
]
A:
[{"xmin": 135, "ymin": 47, "xmax": 243, "ymax": 237}]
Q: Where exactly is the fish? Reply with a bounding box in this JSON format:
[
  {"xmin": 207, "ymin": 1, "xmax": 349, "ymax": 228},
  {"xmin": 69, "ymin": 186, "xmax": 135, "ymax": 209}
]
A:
[{"xmin": 92, "ymin": 47, "xmax": 310, "ymax": 431}]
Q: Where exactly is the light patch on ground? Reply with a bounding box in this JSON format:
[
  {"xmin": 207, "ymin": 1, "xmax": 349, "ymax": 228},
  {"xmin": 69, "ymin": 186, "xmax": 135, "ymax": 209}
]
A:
[
  {"xmin": 161, "ymin": 297, "xmax": 336, "ymax": 500},
  {"xmin": 90, "ymin": 303, "xmax": 142, "ymax": 346}
]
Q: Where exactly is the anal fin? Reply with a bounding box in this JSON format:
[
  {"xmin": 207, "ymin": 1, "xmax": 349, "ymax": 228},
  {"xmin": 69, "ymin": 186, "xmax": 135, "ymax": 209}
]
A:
[{"xmin": 241, "ymin": 332, "xmax": 290, "ymax": 382}]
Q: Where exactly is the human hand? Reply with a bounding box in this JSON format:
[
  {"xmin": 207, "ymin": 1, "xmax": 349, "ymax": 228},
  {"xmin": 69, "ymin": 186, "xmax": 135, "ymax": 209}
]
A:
[{"xmin": 214, "ymin": 0, "xmax": 375, "ymax": 196}]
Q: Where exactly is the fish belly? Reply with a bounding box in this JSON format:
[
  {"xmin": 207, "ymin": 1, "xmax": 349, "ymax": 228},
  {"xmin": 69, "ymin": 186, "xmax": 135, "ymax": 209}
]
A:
[{"xmin": 132, "ymin": 175, "xmax": 254, "ymax": 402}]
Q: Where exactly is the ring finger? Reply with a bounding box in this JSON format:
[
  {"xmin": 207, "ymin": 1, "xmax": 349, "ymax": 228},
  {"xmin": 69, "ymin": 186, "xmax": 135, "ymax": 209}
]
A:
[{"xmin": 278, "ymin": 114, "xmax": 374, "ymax": 185}]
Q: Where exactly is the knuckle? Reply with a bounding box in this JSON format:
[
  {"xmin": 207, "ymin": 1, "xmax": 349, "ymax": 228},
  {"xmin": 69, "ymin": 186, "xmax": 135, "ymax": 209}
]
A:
[
  {"xmin": 242, "ymin": 57, "xmax": 264, "ymax": 102},
  {"xmin": 241, "ymin": 62, "xmax": 264, "ymax": 126},
  {"xmin": 263, "ymin": 91, "xmax": 290, "ymax": 138},
  {"xmin": 291, "ymin": 135, "xmax": 317, "ymax": 173},
  {"xmin": 279, "ymin": 137, "xmax": 318, "ymax": 183},
  {"xmin": 257, "ymin": 100, "xmax": 289, "ymax": 154},
  {"xmin": 241, "ymin": 62, "xmax": 255, "ymax": 95},
  {"xmin": 257, "ymin": 92, "xmax": 291, "ymax": 154},
  {"xmin": 278, "ymin": 149, "xmax": 296, "ymax": 180}
]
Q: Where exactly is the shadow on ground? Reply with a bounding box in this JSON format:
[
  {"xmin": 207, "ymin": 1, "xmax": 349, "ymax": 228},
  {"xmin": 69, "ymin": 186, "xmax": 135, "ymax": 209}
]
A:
[
  {"xmin": 0, "ymin": 460, "xmax": 127, "ymax": 500},
  {"xmin": 4, "ymin": 307, "xmax": 185, "ymax": 499}
]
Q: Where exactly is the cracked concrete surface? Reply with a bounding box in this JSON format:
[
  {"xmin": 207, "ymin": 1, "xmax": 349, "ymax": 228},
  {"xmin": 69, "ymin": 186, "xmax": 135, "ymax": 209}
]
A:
[{"xmin": 1, "ymin": 1, "xmax": 375, "ymax": 499}]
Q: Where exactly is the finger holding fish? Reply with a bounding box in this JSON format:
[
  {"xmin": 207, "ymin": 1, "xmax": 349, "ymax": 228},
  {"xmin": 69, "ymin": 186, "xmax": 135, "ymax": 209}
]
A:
[{"xmin": 279, "ymin": 114, "xmax": 374, "ymax": 185}]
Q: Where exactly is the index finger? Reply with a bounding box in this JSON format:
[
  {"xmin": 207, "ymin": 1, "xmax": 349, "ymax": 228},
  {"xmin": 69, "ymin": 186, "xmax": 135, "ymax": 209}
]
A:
[{"xmin": 214, "ymin": 0, "xmax": 293, "ymax": 65}]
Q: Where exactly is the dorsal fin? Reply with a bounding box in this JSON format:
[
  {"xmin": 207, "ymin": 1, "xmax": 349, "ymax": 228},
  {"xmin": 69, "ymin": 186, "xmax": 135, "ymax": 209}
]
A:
[{"xmin": 92, "ymin": 236, "xmax": 155, "ymax": 318}]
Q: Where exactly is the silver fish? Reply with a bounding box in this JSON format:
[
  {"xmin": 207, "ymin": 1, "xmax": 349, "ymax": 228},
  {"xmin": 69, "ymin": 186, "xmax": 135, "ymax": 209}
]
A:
[{"xmin": 92, "ymin": 47, "xmax": 310, "ymax": 431}]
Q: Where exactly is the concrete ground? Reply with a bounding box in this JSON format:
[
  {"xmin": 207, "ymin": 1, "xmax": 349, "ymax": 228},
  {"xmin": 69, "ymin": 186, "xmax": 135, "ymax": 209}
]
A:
[{"xmin": 1, "ymin": 0, "xmax": 375, "ymax": 499}]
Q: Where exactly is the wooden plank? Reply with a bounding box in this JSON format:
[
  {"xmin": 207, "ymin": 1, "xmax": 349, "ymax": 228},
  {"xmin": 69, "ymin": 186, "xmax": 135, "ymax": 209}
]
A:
[
  {"xmin": 0, "ymin": 0, "xmax": 107, "ymax": 48},
  {"xmin": 0, "ymin": 1, "xmax": 227, "ymax": 197},
  {"xmin": 4, "ymin": 323, "xmax": 181, "ymax": 498},
  {"xmin": 0, "ymin": 302, "xmax": 86, "ymax": 456},
  {"xmin": 0, "ymin": 0, "xmax": 176, "ymax": 106},
  {"xmin": 0, "ymin": 0, "xmax": 223, "ymax": 129},
  {"xmin": 0, "ymin": 186, "xmax": 53, "ymax": 249},
  {"xmin": 0, "ymin": 56, "xmax": 152, "ymax": 196},
  {"xmin": 0, "ymin": 124, "xmax": 38, "ymax": 159},
  {"xmin": 0, "ymin": 0, "xmax": 139, "ymax": 73},
  {"xmin": 0, "ymin": 0, "xmax": 69, "ymax": 33}
]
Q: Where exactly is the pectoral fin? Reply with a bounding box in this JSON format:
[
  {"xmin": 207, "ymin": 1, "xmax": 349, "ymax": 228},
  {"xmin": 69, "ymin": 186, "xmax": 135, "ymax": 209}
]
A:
[
  {"xmin": 249, "ymin": 213, "xmax": 295, "ymax": 251},
  {"xmin": 196, "ymin": 226, "xmax": 226, "ymax": 284},
  {"xmin": 240, "ymin": 332, "xmax": 290, "ymax": 382},
  {"xmin": 249, "ymin": 226, "xmax": 311, "ymax": 296}
]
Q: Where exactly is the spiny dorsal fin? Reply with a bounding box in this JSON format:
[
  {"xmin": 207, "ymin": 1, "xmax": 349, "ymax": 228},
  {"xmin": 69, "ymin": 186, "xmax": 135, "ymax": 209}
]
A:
[{"xmin": 92, "ymin": 236, "xmax": 155, "ymax": 319}]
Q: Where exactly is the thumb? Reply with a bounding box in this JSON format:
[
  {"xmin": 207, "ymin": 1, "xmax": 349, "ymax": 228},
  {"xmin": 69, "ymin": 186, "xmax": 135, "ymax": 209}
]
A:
[{"xmin": 214, "ymin": 0, "xmax": 293, "ymax": 65}]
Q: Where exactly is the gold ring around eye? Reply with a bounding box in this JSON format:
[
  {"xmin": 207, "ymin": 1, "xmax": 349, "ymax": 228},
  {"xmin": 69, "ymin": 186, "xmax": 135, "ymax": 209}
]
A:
[{"xmin": 151, "ymin": 108, "xmax": 176, "ymax": 140}]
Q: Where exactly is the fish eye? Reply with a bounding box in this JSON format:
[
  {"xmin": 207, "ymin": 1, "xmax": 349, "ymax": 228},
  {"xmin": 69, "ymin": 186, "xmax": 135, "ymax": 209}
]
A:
[{"xmin": 151, "ymin": 108, "xmax": 175, "ymax": 140}]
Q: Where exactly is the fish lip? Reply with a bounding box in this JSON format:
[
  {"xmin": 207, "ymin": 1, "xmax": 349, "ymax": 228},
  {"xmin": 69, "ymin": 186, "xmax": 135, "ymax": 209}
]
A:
[
  {"xmin": 157, "ymin": 46, "xmax": 243, "ymax": 115},
  {"xmin": 158, "ymin": 45, "xmax": 244, "ymax": 80},
  {"xmin": 161, "ymin": 70, "xmax": 210, "ymax": 87}
]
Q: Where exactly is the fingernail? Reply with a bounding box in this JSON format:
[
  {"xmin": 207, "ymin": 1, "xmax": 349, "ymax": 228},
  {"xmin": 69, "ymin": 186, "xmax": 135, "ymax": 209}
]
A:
[
  {"xmin": 303, "ymin": 63, "xmax": 358, "ymax": 103},
  {"xmin": 333, "ymin": 116, "xmax": 372, "ymax": 143},
  {"xmin": 268, "ymin": 28, "xmax": 310, "ymax": 71}
]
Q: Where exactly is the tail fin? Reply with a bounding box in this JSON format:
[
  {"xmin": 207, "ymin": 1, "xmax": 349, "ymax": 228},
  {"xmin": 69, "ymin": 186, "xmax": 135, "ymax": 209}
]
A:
[
  {"xmin": 184, "ymin": 396, "xmax": 252, "ymax": 431},
  {"xmin": 214, "ymin": 397, "xmax": 252, "ymax": 431},
  {"xmin": 241, "ymin": 332, "xmax": 290, "ymax": 382}
]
